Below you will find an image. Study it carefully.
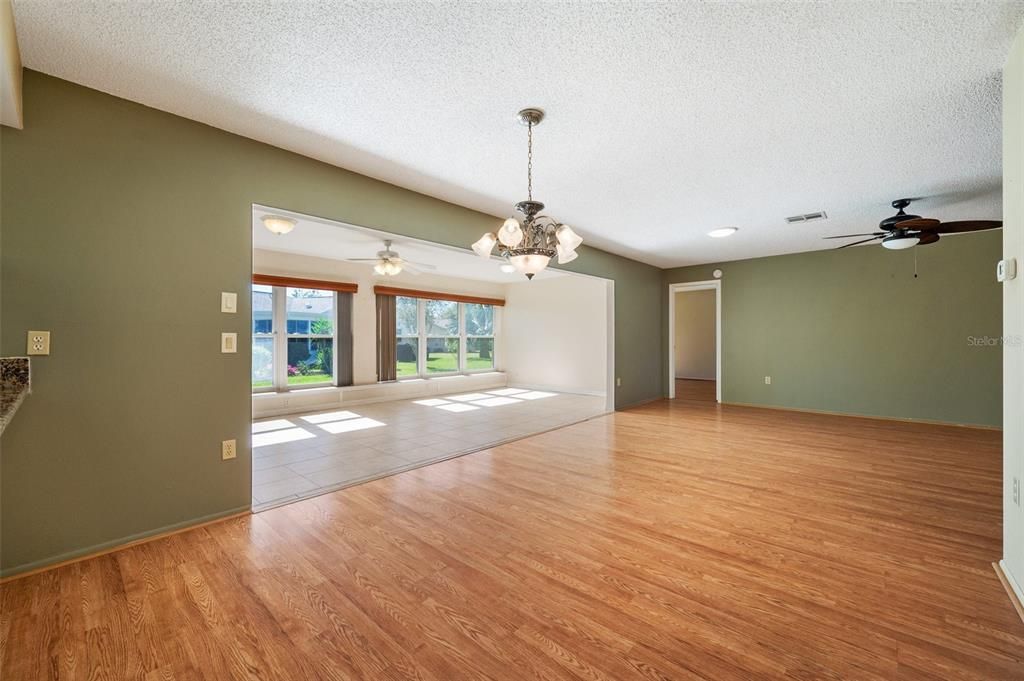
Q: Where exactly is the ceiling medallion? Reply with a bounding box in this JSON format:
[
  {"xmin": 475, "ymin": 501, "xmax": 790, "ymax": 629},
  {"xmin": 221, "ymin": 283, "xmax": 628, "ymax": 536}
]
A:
[{"xmin": 472, "ymin": 108, "xmax": 582, "ymax": 279}]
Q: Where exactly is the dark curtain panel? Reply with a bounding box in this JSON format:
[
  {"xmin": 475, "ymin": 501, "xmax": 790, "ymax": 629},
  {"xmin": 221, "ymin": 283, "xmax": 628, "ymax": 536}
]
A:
[
  {"xmin": 376, "ymin": 294, "xmax": 397, "ymax": 382},
  {"xmin": 336, "ymin": 292, "xmax": 354, "ymax": 387}
]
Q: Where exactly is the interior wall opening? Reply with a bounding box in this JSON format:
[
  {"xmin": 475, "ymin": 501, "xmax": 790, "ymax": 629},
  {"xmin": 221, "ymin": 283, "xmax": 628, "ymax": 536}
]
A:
[{"xmin": 249, "ymin": 205, "xmax": 614, "ymax": 510}]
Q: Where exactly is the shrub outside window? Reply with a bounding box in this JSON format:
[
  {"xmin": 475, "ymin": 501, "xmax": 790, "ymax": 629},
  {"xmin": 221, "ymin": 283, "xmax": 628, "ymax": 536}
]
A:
[{"xmin": 285, "ymin": 287, "xmax": 334, "ymax": 386}]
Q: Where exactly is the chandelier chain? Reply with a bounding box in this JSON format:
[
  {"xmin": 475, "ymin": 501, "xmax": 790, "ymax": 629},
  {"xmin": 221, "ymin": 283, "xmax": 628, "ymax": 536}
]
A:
[{"xmin": 527, "ymin": 121, "xmax": 533, "ymax": 202}]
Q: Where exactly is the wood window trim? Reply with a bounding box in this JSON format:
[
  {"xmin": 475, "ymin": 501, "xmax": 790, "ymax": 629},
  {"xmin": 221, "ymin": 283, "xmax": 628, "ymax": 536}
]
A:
[
  {"xmin": 373, "ymin": 285, "xmax": 504, "ymax": 307},
  {"xmin": 253, "ymin": 274, "xmax": 358, "ymax": 294}
]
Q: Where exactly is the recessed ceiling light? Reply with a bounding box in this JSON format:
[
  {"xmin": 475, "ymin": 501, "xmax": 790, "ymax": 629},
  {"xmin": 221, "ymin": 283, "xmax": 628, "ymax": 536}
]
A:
[{"xmin": 708, "ymin": 227, "xmax": 738, "ymax": 238}]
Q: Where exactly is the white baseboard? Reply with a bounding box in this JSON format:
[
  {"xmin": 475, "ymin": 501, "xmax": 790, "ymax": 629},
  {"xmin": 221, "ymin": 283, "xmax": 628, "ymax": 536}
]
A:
[
  {"xmin": 1000, "ymin": 560, "xmax": 1024, "ymax": 606},
  {"xmin": 508, "ymin": 382, "xmax": 606, "ymax": 397}
]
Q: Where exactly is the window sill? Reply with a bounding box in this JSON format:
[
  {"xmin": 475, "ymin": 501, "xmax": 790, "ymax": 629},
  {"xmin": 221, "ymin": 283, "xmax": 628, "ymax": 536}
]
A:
[
  {"xmin": 252, "ymin": 372, "xmax": 508, "ymax": 418},
  {"xmin": 395, "ymin": 370, "xmax": 498, "ymax": 382}
]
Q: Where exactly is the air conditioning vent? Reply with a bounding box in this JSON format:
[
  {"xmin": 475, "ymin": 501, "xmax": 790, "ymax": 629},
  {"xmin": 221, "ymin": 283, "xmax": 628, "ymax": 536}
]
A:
[{"xmin": 785, "ymin": 211, "xmax": 828, "ymax": 224}]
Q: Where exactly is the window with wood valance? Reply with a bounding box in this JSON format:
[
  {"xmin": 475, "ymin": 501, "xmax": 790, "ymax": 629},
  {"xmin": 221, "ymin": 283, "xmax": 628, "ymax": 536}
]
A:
[
  {"xmin": 251, "ymin": 277, "xmax": 354, "ymax": 392},
  {"xmin": 374, "ymin": 287, "xmax": 500, "ymax": 380}
]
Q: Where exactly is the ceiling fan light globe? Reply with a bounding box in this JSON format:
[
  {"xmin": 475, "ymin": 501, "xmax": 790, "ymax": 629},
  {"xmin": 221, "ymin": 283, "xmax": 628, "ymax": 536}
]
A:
[
  {"xmin": 499, "ymin": 263, "xmax": 517, "ymax": 273},
  {"xmin": 881, "ymin": 235, "xmax": 920, "ymax": 250},
  {"xmin": 472, "ymin": 232, "xmax": 497, "ymax": 258},
  {"xmin": 555, "ymin": 224, "xmax": 583, "ymax": 250},
  {"xmin": 373, "ymin": 263, "xmax": 387, "ymax": 275},
  {"xmin": 498, "ymin": 218, "xmax": 524, "ymax": 248}
]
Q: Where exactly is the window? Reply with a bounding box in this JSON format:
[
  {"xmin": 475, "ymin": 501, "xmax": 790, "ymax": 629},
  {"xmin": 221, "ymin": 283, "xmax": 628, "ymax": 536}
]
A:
[
  {"xmin": 252, "ymin": 284, "xmax": 274, "ymax": 389},
  {"xmin": 464, "ymin": 303, "xmax": 495, "ymax": 371},
  {"xmin": 285, "ymin": 287, "xmax": 334, "ymax": 386},
  {"xmin": 396, "ymin": 296, "xmax": 419, "ymax": 378},
  {"xmin": 253, "ymin": 283, "xmax": 350, "ymax": 392},
  {"xmin": 424, "ymin": 300, "xmax": 459, "ymax": 373},
  {"xmin": 389, "ymin": 296, "xmax": 497, "ymax": 379}
]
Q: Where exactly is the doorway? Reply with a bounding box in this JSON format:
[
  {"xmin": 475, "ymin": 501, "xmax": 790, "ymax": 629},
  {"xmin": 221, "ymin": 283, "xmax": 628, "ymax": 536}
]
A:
[{"xmin": 667, "ymin": 280, "xmax": 721, "ymax": 402}]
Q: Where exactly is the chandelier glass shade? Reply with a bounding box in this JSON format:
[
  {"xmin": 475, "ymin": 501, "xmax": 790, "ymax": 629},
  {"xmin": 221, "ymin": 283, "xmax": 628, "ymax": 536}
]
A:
[{"xmin": 472, "ymin": 109, "xmax": 582, "ymax": 279}]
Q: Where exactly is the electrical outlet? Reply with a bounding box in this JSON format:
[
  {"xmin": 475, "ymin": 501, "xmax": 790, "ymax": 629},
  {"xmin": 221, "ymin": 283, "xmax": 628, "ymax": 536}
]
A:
[
  {"xmin": 221, "ymin": 332, "xmax": 237, "ymax": 353},
  {"xmin": 222, "ymin": 439, "xmax": 237, "ymax": 460},
  {"xmin": 27, "ymin": 330, "xmax": 51, "ymax": 355},
  {"xmin": 764, "ymin": 376, "xmax": 771, "ymax": 385}
]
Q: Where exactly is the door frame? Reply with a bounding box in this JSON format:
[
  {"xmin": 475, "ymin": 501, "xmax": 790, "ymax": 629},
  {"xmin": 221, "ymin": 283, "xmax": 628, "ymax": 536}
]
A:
[{"xmin": 667, "ymin": 280, "xmax": 721, "ymax": 402}]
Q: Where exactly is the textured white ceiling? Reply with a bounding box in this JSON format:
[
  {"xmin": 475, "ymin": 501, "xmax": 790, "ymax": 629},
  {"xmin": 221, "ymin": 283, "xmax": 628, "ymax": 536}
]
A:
[
  {"xmin": 252, "ymin": 206, "xmax": 566, "ymax": 283},
  {"xmin": 13, "ymin": 1, "xmax": 1024, "ymax": 266}
]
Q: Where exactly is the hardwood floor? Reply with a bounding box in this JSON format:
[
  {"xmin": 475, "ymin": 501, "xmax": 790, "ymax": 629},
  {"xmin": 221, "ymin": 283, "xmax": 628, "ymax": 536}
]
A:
[
  {"xmin": 3, "ymin": 396, "xmax": 1021, "ymax": 680},
  {"xmin": 674, "ymin": 378, "xmax": 717, "ymax": 403}
]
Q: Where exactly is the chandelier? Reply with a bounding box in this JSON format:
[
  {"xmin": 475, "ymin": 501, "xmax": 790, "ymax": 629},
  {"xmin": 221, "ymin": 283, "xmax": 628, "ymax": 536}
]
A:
[{"xmin": 472, "ymin": 108, "xmax": 583, "ymax": 279}]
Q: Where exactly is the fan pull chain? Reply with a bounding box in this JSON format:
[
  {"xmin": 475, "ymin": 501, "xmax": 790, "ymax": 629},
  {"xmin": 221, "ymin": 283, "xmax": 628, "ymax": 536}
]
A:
[{"xmin": 914, "ymin": 248, "xmax": 918, "ymax": 279}]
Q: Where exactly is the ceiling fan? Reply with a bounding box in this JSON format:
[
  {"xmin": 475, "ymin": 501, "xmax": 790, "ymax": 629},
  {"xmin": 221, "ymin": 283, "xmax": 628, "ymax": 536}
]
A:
[
  {"xmin": 345, "ymin": 240, "xmax": 437, "ymax": 276},
  {"xmin": 825, "ymin": 198, "xmax": 1002, "ymax": 250}
]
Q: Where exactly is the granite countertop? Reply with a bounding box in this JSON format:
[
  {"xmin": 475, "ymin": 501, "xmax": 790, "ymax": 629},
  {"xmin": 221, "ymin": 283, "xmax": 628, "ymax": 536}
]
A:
[{"xmin": 0, "ymin": 358, "xmax": 30, "ymax": 436}]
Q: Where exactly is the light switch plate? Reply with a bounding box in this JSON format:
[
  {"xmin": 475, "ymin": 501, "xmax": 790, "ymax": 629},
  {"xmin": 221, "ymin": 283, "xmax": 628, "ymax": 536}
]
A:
[
  {"xmin": 221, "ymin": 332, "xmax": 237, "ymax": 353},
  {"xmin": 997, "ymin": 258, "xmax": 1017, "ymax": 282},
  {"xmin": 27, "ymin": 330, "xmax": 50, "ymax": 355},
  {"xmin": 221, "ymin": 291, "xmax": 238, "ymax": 313}
]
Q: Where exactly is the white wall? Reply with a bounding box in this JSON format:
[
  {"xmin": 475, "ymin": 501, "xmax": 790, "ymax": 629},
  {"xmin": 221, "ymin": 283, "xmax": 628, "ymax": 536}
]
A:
[
  {"xmin": 253, "ymin": 249, "xmax": 506, "ymax": 385},
  {"xmin": 502, "ymin": 274, "xmax": 608, "ymax": 395},
  {"xmin": 674, "ymin": 289, "xmax": 716, "ymax": 380},
  {"xmin": 1002, "ymin": 23, "xmax": 1024, "ymax": 603}
]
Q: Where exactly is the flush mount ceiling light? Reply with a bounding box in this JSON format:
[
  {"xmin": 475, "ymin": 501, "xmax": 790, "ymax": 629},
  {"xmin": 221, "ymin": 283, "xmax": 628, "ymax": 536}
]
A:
[
  {"xmin": 261, "ymin": 215, "xmax": 296, "ymax": 235},
  {"xmin": 472, "ymin": 108, "xmax": 583, "ymax": 279},
  {"xmin": 708, "ymin": 227, "xmax": 738, "ymax": 238}
]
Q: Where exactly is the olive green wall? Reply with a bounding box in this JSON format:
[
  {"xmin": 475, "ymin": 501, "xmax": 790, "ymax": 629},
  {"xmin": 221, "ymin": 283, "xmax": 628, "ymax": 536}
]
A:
[
  {"xmin": 0, "ymin": 71, "xmax": 664, "ymax": 575},
  {"xmin": 663, "ymin": 230, "xmax": 1003, "ymax": 427}
]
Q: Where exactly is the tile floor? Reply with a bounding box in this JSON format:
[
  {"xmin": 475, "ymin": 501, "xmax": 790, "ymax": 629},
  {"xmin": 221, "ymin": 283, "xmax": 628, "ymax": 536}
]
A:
[{"xmin": 251, "ymin": 388, "xmax": 607, "ymax": 509}]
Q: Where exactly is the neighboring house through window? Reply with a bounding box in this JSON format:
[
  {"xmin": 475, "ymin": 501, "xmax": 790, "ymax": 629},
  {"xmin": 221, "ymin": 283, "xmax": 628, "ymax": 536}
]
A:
[{"xmin": 252, "ymin": 282, "xmax": 352, "ymax": 391}]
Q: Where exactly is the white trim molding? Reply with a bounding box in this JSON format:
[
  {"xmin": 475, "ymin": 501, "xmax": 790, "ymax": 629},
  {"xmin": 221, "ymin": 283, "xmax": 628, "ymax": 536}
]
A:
[
  {"xmin": 668, "ymin": 280, "xmax": 722, "ymax": 402},
  {"xmin": 996, "ymin": 560, "xmax": 1024, "ymax": 624}
]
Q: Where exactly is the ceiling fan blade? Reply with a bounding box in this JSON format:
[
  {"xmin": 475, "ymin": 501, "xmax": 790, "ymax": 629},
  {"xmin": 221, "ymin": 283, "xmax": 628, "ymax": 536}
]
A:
[
  {"xmin": 400, "ymin": 263, "xmax": 424, "ymax": 275},
  {"xmin": 916, "ymin": 231, "xmax": 940, "ymax": 245},
  {"xmin": 837, "ymin": 236, "xmax": 883, "ymax": 249},
  {"xmin": 934, "ymin": 220, "xmax": 1002, "ymax": 234},
  {"xmin": 403, "ymin": 260, "xmax": 437, "ymax": 270},
  {"xmin": 345, "ymin": 258, "xmax": 381, "ymax": 262},
  {"xmin": 823, "ymin": 232, "xmax": 886, "ymax": 239},
  {"xmin": 895, "ymin": 217, "xmax": 940, "ymax": 231}
]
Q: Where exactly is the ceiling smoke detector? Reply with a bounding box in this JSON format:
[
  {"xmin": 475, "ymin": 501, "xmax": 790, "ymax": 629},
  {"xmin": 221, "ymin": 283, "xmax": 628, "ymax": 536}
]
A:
[{"xmin": 784, "ymin": 211, "xmax": 828, "ymax": 224}]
